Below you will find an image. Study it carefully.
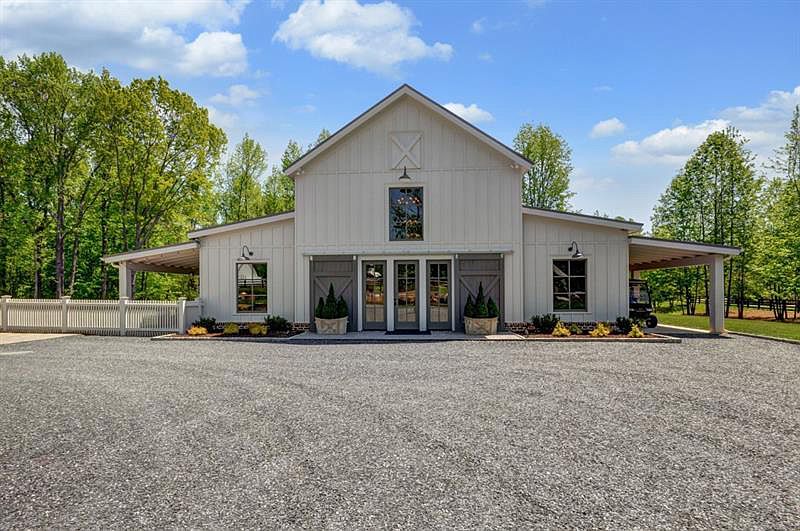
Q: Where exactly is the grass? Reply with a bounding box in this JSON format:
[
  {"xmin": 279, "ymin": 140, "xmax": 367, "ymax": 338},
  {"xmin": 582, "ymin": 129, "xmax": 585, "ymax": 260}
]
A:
[{"xmin": 657, "ymin": 312, "xmax": 800, "ymax": 341}]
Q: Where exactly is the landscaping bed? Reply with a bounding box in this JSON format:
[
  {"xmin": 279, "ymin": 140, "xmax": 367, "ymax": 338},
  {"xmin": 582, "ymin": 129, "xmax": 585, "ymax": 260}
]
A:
[
  {"xmin": 518, "ymin": 315, "xmax": 677, "ymax": 342},
  {"xmin": 176, "ymin": 316, "xmax": 301, "ymax": 340}
]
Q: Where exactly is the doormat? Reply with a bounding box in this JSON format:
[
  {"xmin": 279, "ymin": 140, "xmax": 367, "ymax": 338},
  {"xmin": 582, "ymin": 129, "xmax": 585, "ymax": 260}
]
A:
[{"xmin": 385, "ymin": 330, "xmax": 432, "ymax": 335}]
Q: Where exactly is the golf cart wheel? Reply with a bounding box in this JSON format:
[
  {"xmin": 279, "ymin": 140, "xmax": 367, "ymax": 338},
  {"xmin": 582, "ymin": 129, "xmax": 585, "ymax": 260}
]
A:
[{"xmin": 645, "ymin": 316, "xmax": 658, "ymax": 329}]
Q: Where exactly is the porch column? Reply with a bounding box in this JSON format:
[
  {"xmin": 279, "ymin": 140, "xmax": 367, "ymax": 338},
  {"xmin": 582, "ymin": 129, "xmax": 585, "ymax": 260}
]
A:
[
  {"xmin": 709, "ymin": 254, "xmax": 725, "ymax": 335},
  {"xmin": 118, "ymin": 261, "xmax": 132, "ymax": 299}
]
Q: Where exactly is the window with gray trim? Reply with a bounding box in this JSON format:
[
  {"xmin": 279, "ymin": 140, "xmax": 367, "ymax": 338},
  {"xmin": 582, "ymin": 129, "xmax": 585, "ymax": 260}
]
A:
[
  {"xmin": 236, "ymin": 262, "xmax": 268, "ymax": 313},
  {"xmin": 552, "ymin": 259, "xmax": 587, "ymax": 311},
  {"xmin": 389, "ymin": 187, "xmax": 423, "ymax": 241}
]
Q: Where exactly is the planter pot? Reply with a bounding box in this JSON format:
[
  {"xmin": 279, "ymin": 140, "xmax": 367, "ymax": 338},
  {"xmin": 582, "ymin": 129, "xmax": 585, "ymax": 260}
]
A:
[
  {"xmin": 314, "ymin": 316, "xmax": 348, "ymax": 335},
  {"xmin": 464, "ymin": 316, "xmax": 498, "ymax": 335}
]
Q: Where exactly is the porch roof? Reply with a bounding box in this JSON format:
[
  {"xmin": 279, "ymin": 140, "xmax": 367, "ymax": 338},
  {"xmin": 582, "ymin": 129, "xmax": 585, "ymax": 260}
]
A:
[
  {"xmin": 629, "ymin": 236, "xmax": 740, "ymax": 271},
  {"xmin": 102, "ymin": 242, "xmax": 199, "ymax": 274}
]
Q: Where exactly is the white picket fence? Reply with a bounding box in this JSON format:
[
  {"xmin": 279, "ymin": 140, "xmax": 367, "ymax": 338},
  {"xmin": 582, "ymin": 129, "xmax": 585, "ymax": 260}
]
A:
[{"xmin": 0, "ymin": 296, "xmax": 203, "ymax": 336}]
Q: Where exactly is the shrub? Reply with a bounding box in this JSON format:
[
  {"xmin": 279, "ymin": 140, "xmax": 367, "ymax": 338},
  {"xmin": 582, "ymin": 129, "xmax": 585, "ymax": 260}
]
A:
[
  {"xmin": 552, "ymin": 322, "xmax": 571, "ymax": 337},
  {"xmin": 531, "ymin": 314, "xmax": 559, "ymax": 334},
  {"xmin": 265, "ymin": 314, "xmax": 290, "ymax": 332},
  {"xmin": 589, "ymin": 322, "xmax": 611, "ymax": 337},
  {"xmin": 187, "ymin": 325, "xmax": 207, "ymax": 336},
  {"xmin": 487, "ymin": 297, "xmax": 499, "ymax": 319},
  {"xmin": 568, "ymin": 323, "xmax": 581, "ymax": 335},
  {"xmin": 628, "ymin": 324, "xmax": 644, "ymax": 338},
  {"xmin": 316, "ymin": 283, "xmax": 348, "ymax": 319},
  {"xmin": 474, "ymin": 283, "xmax": 488, "ymax": 317},
  {"xmin": 247, "ymin": 323, "xmax": 268, "ymax": 336},
  {"xmin": 192, "ymin": 316, "xmax": 217, "ymax": 331},
  {"xmin": 222, "ymin": 323, "xmax": 240, "ymax": 336},
  {"xmin": 464, "ymin": 294, "xmax": 476, "ymax": 318},
  {"xmin": 615, "ymin": 316, "xmax": 634, "ymax": 334}
]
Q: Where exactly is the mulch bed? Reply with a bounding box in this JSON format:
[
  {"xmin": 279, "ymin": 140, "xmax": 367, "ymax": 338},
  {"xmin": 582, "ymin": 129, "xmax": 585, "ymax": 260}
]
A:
[{"xmin": 156, "ymin": 330, "xmax": 302, "ymax": 341}]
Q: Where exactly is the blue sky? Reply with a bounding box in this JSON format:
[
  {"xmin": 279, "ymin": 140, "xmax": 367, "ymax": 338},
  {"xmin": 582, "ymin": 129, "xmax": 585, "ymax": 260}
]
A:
[{"xmin": 2, "ymin": 0, "xmax": 799, "ymax": 228}]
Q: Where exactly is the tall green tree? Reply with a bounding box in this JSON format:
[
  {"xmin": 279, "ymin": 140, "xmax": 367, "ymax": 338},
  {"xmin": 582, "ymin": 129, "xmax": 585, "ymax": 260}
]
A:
[
  {"xmin": 513, "ymin": 123, "xmax": 574, "ymax": 210},
  {"xmin": 262, "ymin": 139, "xmax": 303, "ymax": 214},
  {"xmin": 218, "ymin": 134, "xmax": 267, "ymax": 223}
]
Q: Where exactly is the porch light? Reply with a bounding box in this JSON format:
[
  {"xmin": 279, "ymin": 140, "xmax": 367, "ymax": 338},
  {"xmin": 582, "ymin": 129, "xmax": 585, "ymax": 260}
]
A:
[
  {"xmin": 398, "ymin": 166, "xmax": 411, "ymax": 181},
  {"xmin": 240, "ymin": 245, "xmax": 253, "ymax": 260},
  {"xmin": 568, "ymin": 241, "xmax": 583, "ymax": 259}
]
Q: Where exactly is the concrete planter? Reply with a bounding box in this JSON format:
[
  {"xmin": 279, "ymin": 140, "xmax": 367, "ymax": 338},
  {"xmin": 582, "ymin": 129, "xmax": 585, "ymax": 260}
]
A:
[
  {"xmin": 314, "ymin": 316, "xmax": 348, "ymax": 335},
  {"xmin": 465, "ymin": 316, "xmax": 498, "ymax": 335}
]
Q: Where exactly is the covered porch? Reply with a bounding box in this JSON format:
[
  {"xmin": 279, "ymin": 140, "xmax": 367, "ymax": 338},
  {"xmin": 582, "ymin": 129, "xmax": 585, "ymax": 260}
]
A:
[
  {"xmin": 102, "ymin": 242, "xmax": 200, "ymax": 299},
  {"xmin": 628, "ymin": 236, "xmax": 740, "ymax": 334}
]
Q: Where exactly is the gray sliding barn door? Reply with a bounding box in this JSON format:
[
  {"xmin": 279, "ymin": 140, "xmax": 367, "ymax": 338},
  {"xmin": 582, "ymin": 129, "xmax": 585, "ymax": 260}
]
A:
[
  {"xmin": 454, "ymin": 254, "xmax": 504, "ymax": 331},
  {"xmin": 310, "ymin": 256, "xmax": 357, "ymax": 332}
]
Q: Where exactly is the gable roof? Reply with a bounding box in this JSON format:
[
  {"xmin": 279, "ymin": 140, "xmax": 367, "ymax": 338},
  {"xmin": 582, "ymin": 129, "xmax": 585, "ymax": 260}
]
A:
[
  {"xmin": 522, "ymin": 206, "xmax": 643, "ymax": 232},
  {"xmin": 284, "ymin": 84, "xmax": 533, "ymax": 176}
]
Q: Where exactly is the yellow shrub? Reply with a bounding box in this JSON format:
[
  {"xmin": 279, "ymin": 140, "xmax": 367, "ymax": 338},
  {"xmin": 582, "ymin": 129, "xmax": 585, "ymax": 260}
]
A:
[
  {"xmin": 589, "ymin": 322, "xmax": 611, "ymax": 337},
  {"xmin": 222, "ymin": 323, "xmax": 240, "ymax": 336},
  {"xmin": 552, "ymin": 322, "xmax": 571, "ymax": 337},
  {"xmin": 247, "ymin": 323, "xmax": 268, "ymax": 336},
  {"xmin": 628, "ymin": 324, "xmax": 644, "ymax": 338},
  {"xmin": 186, "ymin": 326, "xmax": 207, "ymax": 336}
]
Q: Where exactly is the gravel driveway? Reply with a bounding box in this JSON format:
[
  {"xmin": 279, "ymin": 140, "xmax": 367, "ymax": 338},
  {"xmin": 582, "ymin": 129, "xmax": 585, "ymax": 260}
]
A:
[{"xmin": 1, "ymin": 334, "xmax": 798, "ymax": 528}]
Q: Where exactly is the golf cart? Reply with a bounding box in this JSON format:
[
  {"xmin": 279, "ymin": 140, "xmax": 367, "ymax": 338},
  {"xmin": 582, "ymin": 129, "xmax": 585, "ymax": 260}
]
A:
[{"xmin": 629, "ymin": 279, "xmax": 658, "ymax": 328}]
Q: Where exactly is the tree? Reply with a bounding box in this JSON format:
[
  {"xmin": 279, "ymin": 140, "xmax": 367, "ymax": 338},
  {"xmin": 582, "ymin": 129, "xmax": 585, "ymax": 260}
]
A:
[
  {"xmin": 263, "ymin": 140, "xmax": 303, "ymax": 214},
  {"xmin": 308, "ymin": 128, "xmax": 331, "ymax": 150},
  {"xmin": 218, "ymin": 134, "xmax": 267, "ymax": 223},
  {"xmin": 513, "ymin": 123, "xmax": 574, "ymax": 210}
]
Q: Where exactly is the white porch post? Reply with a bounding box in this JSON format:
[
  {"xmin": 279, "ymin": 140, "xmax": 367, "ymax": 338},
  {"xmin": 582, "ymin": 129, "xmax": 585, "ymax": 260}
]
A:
[
  {"xmin": 1, "ymin": 295, "xmax": 10, "ymax": 331},
  {"xmin": 118, "ymin": 261, "xmax": 132, "ymax": 299},
  {"xmin": 709, "ymin": 254, "xmax": 725, "ymax": 335}
]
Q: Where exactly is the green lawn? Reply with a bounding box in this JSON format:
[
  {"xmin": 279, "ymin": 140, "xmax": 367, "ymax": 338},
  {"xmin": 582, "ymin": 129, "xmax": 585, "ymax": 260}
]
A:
[{"xmin": 657, "ymin": 313, "xmax": 800, "ymax": 341}]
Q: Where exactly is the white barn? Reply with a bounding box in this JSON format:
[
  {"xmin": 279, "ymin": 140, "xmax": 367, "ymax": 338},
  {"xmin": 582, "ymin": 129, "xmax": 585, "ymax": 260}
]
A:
[{"xmin": 104, "ymin": 85, "xmax": 739, "ymax": 334}]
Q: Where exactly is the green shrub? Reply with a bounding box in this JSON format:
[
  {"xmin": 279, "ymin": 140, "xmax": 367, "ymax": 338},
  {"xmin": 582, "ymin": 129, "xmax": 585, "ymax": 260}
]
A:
[
  {"xmin": 222, "ymin": 323, "xmax": 239, "ymax": 336},
  {"xmin": 464, "ymin": 294, "xmax": 476, "ymax": 318},
  {"xmin": 192, "ymin": 316, "xmax": 217, "ymax": 331},
  {"xmin": 487, "ymin": 297, "xmax": 499, "ymax": 319},
  {"xmin": 568, "ymin": 323, "xmax": 581, "ymax": 335},
  {"xmin": 614, "ymin": 316, "xmax": 640, "ymax": 335},
  {"xmin": 316, "ymin": 284, "xmax": 348, "ymax": 319},
  {"xmin": 552, "ymin": 322, "xmax": 571, "ymax": 337},
  {"xmin": 265, "ymin": 314, "xmax": 291, "ymax": 332},
  {"xmin": 531, "ymin": 314, "xmax": 560, "ymax": 334}
]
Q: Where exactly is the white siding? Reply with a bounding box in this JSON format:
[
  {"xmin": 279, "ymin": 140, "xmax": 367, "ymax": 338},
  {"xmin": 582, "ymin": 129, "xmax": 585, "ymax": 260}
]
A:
[
  {"xmin": 199, "ymin": 219, "xmax": 295, "ymax": 322},
  {"xmin": 294, "ymin": 95, "xmax": 525, "ymax": 323},
  {"xmin": 523, "ymin": 215, "xmax": 629, "ymax": 323}
]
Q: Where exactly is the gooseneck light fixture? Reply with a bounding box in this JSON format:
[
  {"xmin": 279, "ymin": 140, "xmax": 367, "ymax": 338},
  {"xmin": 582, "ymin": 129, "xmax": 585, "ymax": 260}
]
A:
[
  {"xmin": 568, "ymin": 241, "xmax": 583, "ymax": 259},
  {"xmin": 398, "ymin": 165, "xmax": 411, "ymax": 181},
  {"xmin": 240, "ymin": 245, "xmax": 254, "ymax": 261}
]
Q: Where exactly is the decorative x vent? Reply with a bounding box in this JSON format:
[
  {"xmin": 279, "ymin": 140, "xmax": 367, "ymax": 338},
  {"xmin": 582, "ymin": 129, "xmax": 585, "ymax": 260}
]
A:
[{"xmin": 389, "ymin": 131, "xmax": 422, "ymax": 169}]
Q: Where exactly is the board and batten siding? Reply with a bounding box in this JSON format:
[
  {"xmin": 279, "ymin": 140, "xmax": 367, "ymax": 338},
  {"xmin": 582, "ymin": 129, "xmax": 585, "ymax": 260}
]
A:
[
  {"xmin": 199, "ymin": 219, "xmax": 295, "ymax": 322},
  {"xmin": 293, "ymin": 95, "xmax": 525, "ymax": 323},
  {"xmin": 523, "ymin": 215, "xmax": 629, "ymax": 323}
]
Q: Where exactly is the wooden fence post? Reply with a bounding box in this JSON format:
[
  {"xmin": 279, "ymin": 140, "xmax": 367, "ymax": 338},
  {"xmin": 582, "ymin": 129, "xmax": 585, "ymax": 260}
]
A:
[
  {"xmin": 1, "ymin": 295, "xmax": 10, "ymax": 332},
  {"xmin": 119, "ymin": 297, "xmax": 128, "ymax": 336},
  {"xmin": 60, "ymin": 296, "xmax": 71, "ymax": 333},
  {"xmin": 177, "ymin": 297, "xmax": 187, "ymax": 334}
]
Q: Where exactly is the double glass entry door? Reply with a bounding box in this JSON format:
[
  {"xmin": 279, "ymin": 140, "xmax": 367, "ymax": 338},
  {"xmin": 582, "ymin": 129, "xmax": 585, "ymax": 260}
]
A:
[{"xmin": 362, "ymin": 260, "xmax": 450, "ymax": 331}]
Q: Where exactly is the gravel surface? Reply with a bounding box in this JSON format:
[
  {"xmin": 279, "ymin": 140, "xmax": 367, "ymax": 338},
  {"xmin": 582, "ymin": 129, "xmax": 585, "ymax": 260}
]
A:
[{"xmin": 1, "ymin": 334, "xmax": 798, "ymax": 528}]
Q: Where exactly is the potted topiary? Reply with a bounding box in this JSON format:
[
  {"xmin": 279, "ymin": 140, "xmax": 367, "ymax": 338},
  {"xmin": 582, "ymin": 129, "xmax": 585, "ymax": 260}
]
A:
[
  {"xmin": 314, "ymin": 283, "xmax": 349, "ymax": 334},
  {"xmin": 464, "ymin": 282, "xmax": 499, "ymax": 335}
]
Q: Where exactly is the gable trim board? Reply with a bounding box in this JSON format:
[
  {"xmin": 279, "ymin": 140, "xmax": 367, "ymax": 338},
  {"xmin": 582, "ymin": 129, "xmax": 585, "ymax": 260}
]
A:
[{"xmin": 101, "ymin": 85, "xmax": 740, "ymax": 332}]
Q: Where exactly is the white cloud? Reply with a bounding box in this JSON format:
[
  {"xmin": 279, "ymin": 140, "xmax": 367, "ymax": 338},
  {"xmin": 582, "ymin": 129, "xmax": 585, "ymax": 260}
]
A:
[
  {"xmin": 210, "ymin": 84, "xmax": 260, "ymax": 106},
  {"xmin": 477, "ymin": 52, "xmax": 493, "ymax": 62},
  {"xmin": 612, "ymin": 86, "xmax": 800, "ymax": 165},
  {"xmin": 471, "ymin": 18, "xmax": 486, "ymax": 34},
  {"xmin": 0, "ymin": 0, "xmax": 249, "ymax": 76},
  {"xmin": 593, "ymin": 85, "xmax": 613, "ymax": 92},
  {"xmin": 443, "ymin": 102, "xmax": 494, "ymax": 124},
  {"xmin": 590, "ymin": 117, "xmax": 626, "ymax": 138},
  {"xmin": 206, "ymin": 104, "xmax": 238, "ymax": 130},
  {"xmin": 295, "ymin": 104, "xmax": 317, "ymax": 113},
  {"xmin": 273, "ymin": 0, "xmax": 453, "ymax": 75}
]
